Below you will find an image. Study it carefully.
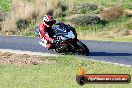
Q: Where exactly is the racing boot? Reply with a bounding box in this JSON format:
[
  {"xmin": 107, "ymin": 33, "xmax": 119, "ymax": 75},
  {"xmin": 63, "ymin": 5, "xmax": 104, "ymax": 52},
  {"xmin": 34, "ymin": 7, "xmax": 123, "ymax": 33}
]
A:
[
  {"xmin": 47, "ymin": 44, "xmax": 54, "ymax": 50},
  {"xmin": 39, "ymin": 38, "xmax": 48, "ymax": 48},
  {"xmin": 39, "ymin": 41, "xmax": 47, "ymax": 48}
]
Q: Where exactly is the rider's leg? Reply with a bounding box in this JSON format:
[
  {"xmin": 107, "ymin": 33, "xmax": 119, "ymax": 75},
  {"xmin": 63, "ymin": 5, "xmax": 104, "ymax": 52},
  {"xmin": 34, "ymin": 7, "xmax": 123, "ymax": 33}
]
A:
[
  {"xmin": 45, "ymin": 36, "xmax": 53, "ymax": 43},
  {"xmin": 47, "ymin": 43, "xmax": 54, "ymax": 50},
  {"xmin": 44, "ymin": 37, "xmax": 54, "ymax": 49},
  {"xmin": 39, "ymin": 37, "xmax": 53, "ymax": 49},
  {"xmin": 39, "ymin": 38, "xmax": 48, "ymax": 48}
]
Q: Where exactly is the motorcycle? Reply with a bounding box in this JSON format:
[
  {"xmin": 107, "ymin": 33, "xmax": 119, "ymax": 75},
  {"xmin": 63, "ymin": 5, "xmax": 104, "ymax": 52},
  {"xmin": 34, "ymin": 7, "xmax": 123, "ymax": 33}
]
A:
[{"xmin": 35, "ymin": 23, "xmax": 89, "ymax": 56}]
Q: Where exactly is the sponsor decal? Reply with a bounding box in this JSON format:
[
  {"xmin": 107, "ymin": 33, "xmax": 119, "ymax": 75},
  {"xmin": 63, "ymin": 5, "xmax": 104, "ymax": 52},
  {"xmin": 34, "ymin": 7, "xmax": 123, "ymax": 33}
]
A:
[{"xmin": 76, "ymin": 64, "xmax": 131, "ymax": 85}]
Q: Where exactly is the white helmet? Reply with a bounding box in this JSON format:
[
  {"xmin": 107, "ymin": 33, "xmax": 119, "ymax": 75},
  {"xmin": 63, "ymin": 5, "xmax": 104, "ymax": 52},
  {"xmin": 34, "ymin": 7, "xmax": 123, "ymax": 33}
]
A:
[{"xmin": 43, "ymin": 15, "xmax": 53, "ymax": 27}]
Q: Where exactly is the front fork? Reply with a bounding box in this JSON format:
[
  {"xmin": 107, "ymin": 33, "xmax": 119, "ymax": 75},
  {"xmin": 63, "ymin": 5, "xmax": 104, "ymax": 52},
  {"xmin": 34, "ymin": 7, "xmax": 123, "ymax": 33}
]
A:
[{"xmin": 68, "ymin": 40, "xmax": 78, "ymax": 53}]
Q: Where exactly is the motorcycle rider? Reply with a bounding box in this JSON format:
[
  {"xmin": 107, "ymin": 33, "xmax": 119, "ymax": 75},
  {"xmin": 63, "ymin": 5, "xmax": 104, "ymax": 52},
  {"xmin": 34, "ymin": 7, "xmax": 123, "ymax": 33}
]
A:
[{"xmin": 39, "ymin": 15, "xmax": 61, "ymax": 49}]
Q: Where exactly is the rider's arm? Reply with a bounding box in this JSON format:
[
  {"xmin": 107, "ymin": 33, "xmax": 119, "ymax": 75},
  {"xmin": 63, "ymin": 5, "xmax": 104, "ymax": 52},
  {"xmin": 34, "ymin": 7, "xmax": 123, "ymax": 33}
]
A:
[
  {"xmin": 53, "ymin": 20, "xmax": 64, "ymax": 25},
  {"xmin": 39, "ymin": 24, "xmax": 53, "ymax": 43},
  {"xmin": 39, "ymin": 24, "xmax": 47, "ymax": 39},
  {"xmin": 55, "ymin": 20, "xmax": 60, "ymax": 25}
]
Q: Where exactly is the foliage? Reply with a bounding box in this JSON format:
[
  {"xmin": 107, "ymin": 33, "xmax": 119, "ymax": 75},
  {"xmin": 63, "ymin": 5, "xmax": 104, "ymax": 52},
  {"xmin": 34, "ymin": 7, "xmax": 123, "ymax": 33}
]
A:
[
  {"xmin": 99, "ymin": 6, "xmax": 124, "ymax": 21},
  {"xmin": 122, "ymin": 3, "xmax": 132, "ymax": 9},
  {"xmin": 125, "ymin": 22, "xmax": 132, "ymax": 30},
  {"xmin": 1, "ymin": 0, "xmax": 68, "ymax": 33},
  {"xmin": 72, "ymin": 15, "xmax": 103, "ymax": 26},
  {"xmin": 16, "ymin": 19, "xmax": 30, "ymax": 30},
  {"xmin": 76, "ymin": 24, "xmax": 104, "ymax": 33},
  {"xmin": 19, "ymin": 24, "xmax": 35, "ymax": 37},
  {"xmin": 0, "ymin": 0, "xmax": 11, "ymax": 11},
  {"xmin": 70, "ymin": 3, "xmax": 98, "ymax": 14},
  {"xmin": 60, "ymin": 1, "xmax": 68, "ymax": 12}
]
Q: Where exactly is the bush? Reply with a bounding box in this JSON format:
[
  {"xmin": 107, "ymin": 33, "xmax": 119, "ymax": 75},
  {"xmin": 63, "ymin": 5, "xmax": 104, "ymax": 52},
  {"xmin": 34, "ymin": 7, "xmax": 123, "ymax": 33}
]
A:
[
  {"xmin": 2, "ymin": 0, "xmax": 34, "ymax": 32},
  {"xmin": 60, "ymin": 2, "xmax": 68, "ymax": 12},
  {"xmin": 72, "ymin": 15, "xmax": 102, "ymax": 26},
  {"xmin": 0, "ymin": 0, "xmax": 11, "ymax": 11},
  {"xmin": 122, "ymin": 3, "xmax": 132, "ymax": 9},
  {"xmin": 75, "ymin": 24, "xmax": 104, "ymax": 33},
  {"xmin": 125, "ymin": 23, "xmax": 132, "ymax": 30},
  {"xmin": 99, "ymin": 6, "xmax": 124, "ymax": 21},
  {"xmin": 54, "ymin": 1, "xmax": 68, "ymax": 17},
  {"xmin": 70, "ymin": 3, "xmax": 98, "ymax": 14},
  {"xmin": 2, "ymin": 0, "xmax": 68, "ymax": 34},
  {"xmin": 16, "ymin": 19, "xmax": 30, "ymax": 30}
]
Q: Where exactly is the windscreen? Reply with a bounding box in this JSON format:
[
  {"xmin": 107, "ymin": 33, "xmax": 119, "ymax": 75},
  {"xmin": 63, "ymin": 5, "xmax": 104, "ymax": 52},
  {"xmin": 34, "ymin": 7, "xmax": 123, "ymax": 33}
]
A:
[{"xmin": 52, "ymin": 24, "xmax": 68, "ymax": 33}]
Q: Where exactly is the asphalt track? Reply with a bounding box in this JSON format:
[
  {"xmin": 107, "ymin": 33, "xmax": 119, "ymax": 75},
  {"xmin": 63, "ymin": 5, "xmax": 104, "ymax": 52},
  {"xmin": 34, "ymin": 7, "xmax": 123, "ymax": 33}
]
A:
[{"xmin": 0, "ymin": 35, "xmax": 132, "ymax": 66}]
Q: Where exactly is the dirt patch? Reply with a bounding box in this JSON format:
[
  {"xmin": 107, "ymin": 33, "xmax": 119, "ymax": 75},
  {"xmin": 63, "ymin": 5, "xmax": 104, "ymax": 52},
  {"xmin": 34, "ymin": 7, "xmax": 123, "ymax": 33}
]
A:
[
  {"xmin": 98, "ymin": 6, "xmax": 124, "ymax": 21},
  {"xmin": 65, "ymin": 14, "xmax": 84, "ymax": 20},
  {"xmin": 124, "ymin": 9, "xmax": 132, "ymax": 16},
  {"xmin": 0, "ymin": 52, "xmax": 56, "ymax": 66}
]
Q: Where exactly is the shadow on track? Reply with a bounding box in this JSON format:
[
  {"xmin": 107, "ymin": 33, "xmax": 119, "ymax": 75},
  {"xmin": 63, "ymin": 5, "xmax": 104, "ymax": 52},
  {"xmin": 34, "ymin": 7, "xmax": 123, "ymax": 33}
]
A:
[{"xmin": 90, "ymin": 52, "xmax": 132, "ymax": 56}]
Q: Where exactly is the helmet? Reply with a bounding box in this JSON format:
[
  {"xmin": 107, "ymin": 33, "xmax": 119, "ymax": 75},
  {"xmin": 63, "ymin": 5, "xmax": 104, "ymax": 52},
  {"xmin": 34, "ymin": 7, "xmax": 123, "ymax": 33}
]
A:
[{"xmin": 43, "ymin": 15, "xmax": 53, "ymax": 27}]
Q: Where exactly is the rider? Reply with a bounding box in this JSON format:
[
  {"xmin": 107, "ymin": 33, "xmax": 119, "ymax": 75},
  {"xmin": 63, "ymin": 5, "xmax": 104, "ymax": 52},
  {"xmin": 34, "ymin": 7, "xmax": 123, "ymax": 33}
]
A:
[{"xmin": 39, "ymin": 15, "xmax": 60, "ymax": 49}]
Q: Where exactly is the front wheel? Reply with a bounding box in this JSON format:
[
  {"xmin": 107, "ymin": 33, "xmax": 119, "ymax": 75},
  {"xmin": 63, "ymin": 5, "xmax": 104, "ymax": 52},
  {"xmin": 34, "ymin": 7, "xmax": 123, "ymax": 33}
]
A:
[{"xmin": 75, "ymin": 40, "xmax": 89, "ymax": 56}]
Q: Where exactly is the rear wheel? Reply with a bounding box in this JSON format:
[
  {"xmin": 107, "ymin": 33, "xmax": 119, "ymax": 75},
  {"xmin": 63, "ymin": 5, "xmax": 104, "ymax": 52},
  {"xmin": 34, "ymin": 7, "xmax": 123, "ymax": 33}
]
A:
[
  {"xmin": 75, "ymin": 40, "xmax": 89, "ymax": 56},
  {"xmin": 55, "ymin": 48, "xmax": 62, "ymax": 53}
]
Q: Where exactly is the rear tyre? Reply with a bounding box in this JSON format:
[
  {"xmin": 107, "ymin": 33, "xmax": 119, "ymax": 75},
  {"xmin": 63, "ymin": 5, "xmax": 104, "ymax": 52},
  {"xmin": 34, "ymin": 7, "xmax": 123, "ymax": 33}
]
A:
[
  {"xmin": 55, "ymin": 48, "xmax": 62, "ymax": 53},
  {"xmin": 76, "ymin": 40, "xmax": 89, "ymax": 56}
]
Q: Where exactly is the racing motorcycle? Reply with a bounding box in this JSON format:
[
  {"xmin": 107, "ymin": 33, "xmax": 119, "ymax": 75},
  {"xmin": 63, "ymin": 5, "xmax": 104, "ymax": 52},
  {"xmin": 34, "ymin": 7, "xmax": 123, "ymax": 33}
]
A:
[{"xmin": 35, "ymin": 23, "xmax": 89, "ymax": 56}]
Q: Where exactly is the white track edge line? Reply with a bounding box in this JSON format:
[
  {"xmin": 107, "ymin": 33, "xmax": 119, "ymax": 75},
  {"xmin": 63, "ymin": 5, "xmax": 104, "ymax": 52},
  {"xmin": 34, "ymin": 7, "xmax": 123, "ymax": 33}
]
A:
[
  {"xmin": 0, "ymin": 49, "xmax": 131, "ymax": 67},
  {"xmin": 0, "ymin": 49, "xmax": 58, "ymax": 56},
  {"xmin": 90, "ymin": 59, "xmax": 131, "ymax": 67},
  {"xmin": 80, "ymin": 57, "xmax": 131, "ymax": 67}
]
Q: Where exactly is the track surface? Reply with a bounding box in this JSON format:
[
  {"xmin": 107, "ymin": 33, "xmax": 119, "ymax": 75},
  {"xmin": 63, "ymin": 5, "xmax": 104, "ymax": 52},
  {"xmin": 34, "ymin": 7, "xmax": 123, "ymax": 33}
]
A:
[{"xmin": 0, "ymin": 35, "xmax": 132, "ymax": 66}]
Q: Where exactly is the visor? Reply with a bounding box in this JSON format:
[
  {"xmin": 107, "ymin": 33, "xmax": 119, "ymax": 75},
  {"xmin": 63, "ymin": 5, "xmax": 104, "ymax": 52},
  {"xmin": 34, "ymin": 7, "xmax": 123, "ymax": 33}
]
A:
[{"xmin": 45, "ymin": 21, "xmax": 53, "ymax": 26}]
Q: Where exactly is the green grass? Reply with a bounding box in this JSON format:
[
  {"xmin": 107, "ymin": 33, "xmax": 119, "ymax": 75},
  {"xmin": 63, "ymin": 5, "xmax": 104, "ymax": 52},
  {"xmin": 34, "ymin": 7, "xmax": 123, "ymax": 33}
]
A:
[
  {"xmin": 19, "ymin": 29, "xmax": 35, "ymax": 37},
  {"xmin": 0, "ymin": 0, "xmax": 12, "ymax": 11},
  {"xmin": 79, "ymin": 36, "xmax": 132, "ymax": 42},
  {"xmin": 103, "ymin": 37, "xmax": 132, "ymax": 42},
  {"xmin": 74, "ymin": 14, "xmax": 131, "ymax": 32},
  {"xmin": 74, "ymin": 15, "xmax": 132, "ymax": 42},
  {"xmin": 66, "ymin": 0, "xmax": 132, "ymax": 9},
  {"xmin": 0, "ymin": 55, "xmax": 131, "ymax": 88},
  {"xmin": 1, "ymin": 0, "xmax": 131, "ymax": 12}
]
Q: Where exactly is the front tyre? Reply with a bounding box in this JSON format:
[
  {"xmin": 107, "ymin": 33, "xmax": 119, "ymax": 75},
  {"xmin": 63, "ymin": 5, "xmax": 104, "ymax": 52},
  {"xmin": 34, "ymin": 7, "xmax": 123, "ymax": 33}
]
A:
[{"xmin": 76, "ymin": 40, "xmax": 89, "ymax": 56}]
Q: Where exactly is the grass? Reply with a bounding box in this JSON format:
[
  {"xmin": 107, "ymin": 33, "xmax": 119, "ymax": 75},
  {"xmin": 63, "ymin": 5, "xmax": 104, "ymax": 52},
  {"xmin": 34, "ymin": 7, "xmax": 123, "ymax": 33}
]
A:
[
  {"xmin": 78, "ymin": 34, "xmax": 132, "ymax": 42},
  {"xmin": 75, "ymin": 14, "xmax": 132, "ymax": 42},
  {"xmin": 104, "ymin": 37, "xmax": 132, "ymax": 42},
  {"xmin": 66, "ymin": 0, "xmax": 132, "ymax": 9},
  {"xmin": 0, "ymin": 0, "xmax": 11, "ymax": 11},
  {"xmin": 0, "ymin": 55, "xmax": 131, "ymax": 88}
]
